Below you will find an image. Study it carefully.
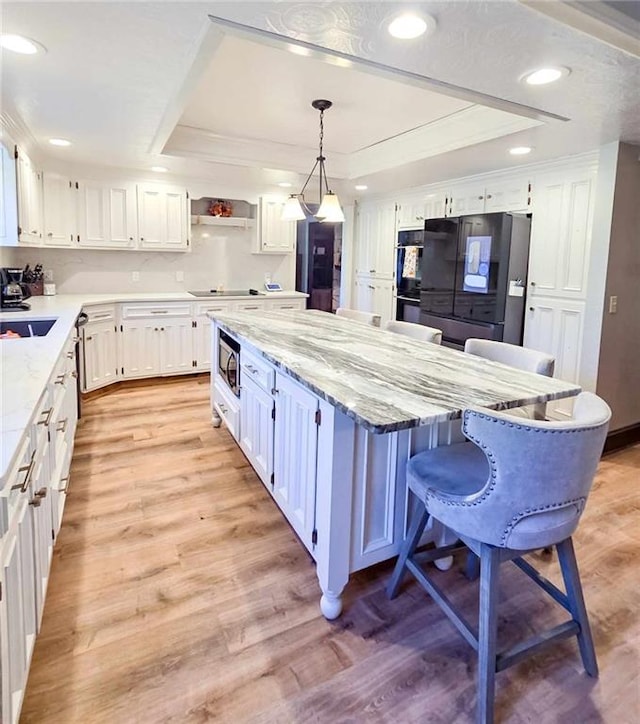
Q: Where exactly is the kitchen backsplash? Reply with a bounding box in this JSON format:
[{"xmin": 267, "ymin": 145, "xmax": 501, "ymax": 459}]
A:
[{"xmin": 3, "ymin": 226, "xmax": 296, "ymax": 293}]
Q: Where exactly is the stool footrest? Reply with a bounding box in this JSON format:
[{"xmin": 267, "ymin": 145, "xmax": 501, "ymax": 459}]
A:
[{"xmin": 496, "ymin": 620, "xmax": 580, "ymax": 672}]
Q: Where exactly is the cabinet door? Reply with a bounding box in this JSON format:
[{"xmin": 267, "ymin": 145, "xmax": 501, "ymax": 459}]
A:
[
  {"xmin": 273, "ymin": 373, "xmax": 319, "ymax": 551},
  {"xmin": 354, "ymin": 276, "xmax": 375, "ymax": 313},
  {"xmin": 0, "ymin": 142, "xmax": 18, "ymax": 247},
  {"xmin": 82, "ymin": 321, "xmax": 119, "ymax": 391},
  {"xmin": 43, "ymin": 172, "xmax": 75, "ymax": 247},
  {"xmin": 484, "ymin": 179, "xmax": 530, "ymax": 212},
  {"xmin": 159, "ymin": 318, "xmax": 193, "ymax": 374},
  {"xmin": 16, "ymin": 151, "xmax": 42, "ymax": 245},
  {"xmin": 449, "ymin": 184, "xmax": 486, "ymax": 216},
  {"xmin": 121, "ymin": 321, "xmax": 161, "ymax": 378},
  {"xmin": 372, "ymin": 280, "xmax": 394, "ymax": 326},
  {"xmin": 423, "ymin": 190, "xmax": 448, "ymax": 220},
  {"xmin": 257, "ymin": 197, "xmax": 296, "ymax": 252},
  {"xmin": 0, "ymin": 498, "xmax": 37, "ymax": 724},
  {"xmin": 240, "ymin": 376, "xmax": 274, "ymax": 488},
  {"xmin": 30, "ymin": 450, "xmax": 53, "ymax": 630},
  {"xmin": 137, "ymin": 184, "xmax": 188, "ymax": 250},
  {"xmin": 77, "ymin": 180, "xmax": 137, "ymax": 248},
  {"xmin": 373, "ymin": 201, "xmax": 397, "ymax": 278},
  {"xmin": 528, "ymin": 170, "xmax": 595, "ymax": 299},
  {"xmin": 194, "ymin": 301, "xmax": 234, "ymax": 370},
  {"xmin": 396, "ymin": 197, "xmax": 425, "ymax": 229},
  {"xmin": 354, "ymin": 202, "xmax": 376, "ymax": 276}
]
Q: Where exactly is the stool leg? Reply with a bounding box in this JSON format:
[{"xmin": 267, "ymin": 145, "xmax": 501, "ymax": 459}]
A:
[
  {"xmin": 465, "ymin": 550, "xmax": 480, "ymax": 580},
  {"xmin": 556, "ymin": 537, "xmax": 598, "ymax": 677},
  {"xmin": 477, "ymin": 544, "xmax": 500, "ymax": 724},
  {"xmin": 387, "ymin": 507, "xmax": 429, "ymax": 599}
]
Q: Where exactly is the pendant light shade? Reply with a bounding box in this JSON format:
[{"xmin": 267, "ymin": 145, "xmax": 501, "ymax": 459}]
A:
[
  {"xmin": 281, "ymin": 99, "xmax": 344, "ymax": 223},
  {"xmin": 317, "ymin": 191, "xmax": 345, "ymax": 223}
]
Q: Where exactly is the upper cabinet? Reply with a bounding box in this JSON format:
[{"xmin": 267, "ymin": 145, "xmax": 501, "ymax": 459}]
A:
[
  {"xmin": 256, "ymin": 197, "xmax": 296, "ymax": 253},
  {"xmin": 396, "ymin": 190, "xmax": 448, "ymax": 229},
  {"xmin": 42, "ymin": 173, "xmax": 75, "ymax": 247},
  {"xmin": 138, "ymin": 183, "xmax": 189, "ymax": 251},
  {"xmin": 447, "ymin": 178, "xmax": 531, "ymax": 216},
  {"xmin": 77, "ymin": 180, "xmax": 138, "ymax": 249},
  {"xmin": 4, "ymin": 155, "xmax": 190, "ymax": 252},
  {"xmin": 16, "ymin": 148, "xmax": 43, "ymax": 246},
  {"xmin": 0, "ymin": 143, "xmax": 18, "ymax": 247}
]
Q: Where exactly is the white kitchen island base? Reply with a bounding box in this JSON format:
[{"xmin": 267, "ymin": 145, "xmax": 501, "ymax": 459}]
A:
[{"xmin": 209, "ymin": 310, "xmax": 579, "ymax": 619}]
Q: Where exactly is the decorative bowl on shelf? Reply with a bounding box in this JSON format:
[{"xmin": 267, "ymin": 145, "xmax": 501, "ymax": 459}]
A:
[{"xmin": 209, "ymin": 200, "xmax": 233, "ymax": 217}]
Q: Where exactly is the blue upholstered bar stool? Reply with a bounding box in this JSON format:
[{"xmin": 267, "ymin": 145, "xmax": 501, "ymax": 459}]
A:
[
  {"xmin": 385, "ymin": 320, "xmax": 443, "ymax": 344},
  {"xmin": 387, "ymin": 392, "xmax": 611, "ymax": 724}
]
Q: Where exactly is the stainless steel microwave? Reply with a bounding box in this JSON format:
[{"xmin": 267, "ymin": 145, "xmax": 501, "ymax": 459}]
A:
[{"xmin": 218, "ymin": 330, "xmax": 240, "ymax": 397}]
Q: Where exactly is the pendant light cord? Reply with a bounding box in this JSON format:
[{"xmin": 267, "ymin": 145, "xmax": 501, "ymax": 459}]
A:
[{"xmin": 299, "ymin": 106, "xmax": 330, "ymax": 203}]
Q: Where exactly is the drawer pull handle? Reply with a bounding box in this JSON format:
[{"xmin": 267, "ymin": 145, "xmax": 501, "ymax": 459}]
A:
[
  {"xmin": 151, "ymin": 310, "xmax": 168, "ymax": 314},
  {"xmin": 34, "ymin": 487, "xmax": 48, "ymax": 499},
  {"xmin": 57, "ymin": 418, "xmax": 68, "ymax": 433},
  {"xmin": 91, "ymin": 313, "xmax": 111, "ymax": 320},
  {"xmin": 37, "ymin": 407, "xmax": 54, "ymax": 426},
  {"xmin": 12, "ymin": 451, "xmax": 36, "ymax": 492},
  {"xmin": 71, "ymin": 370, "xmax": 78, "ymax": 379},
  {"xmin": 85, "ymin": 335, "xmax": 93, "ymax": 341},
  {"xmin": 72, "ymin": 336, "xmax": 81, "ymax": 344},
  {"xmin": 271, "ymin": 388, "xmax": 279, "ymax": 395},
  {"xmin": 60, "ymin": 476, "xmax": 70, "ymax": 493},
  {"xmin": 55, "ymin": 374, "xmax": 66, "ymax": 385},
  {"xmin": 66, "ymin": 351, "xmax": 75, "ymax": 359},
  {"xmin": 219, "ymin": 404, "xmax": 227, "ymax": 414}
]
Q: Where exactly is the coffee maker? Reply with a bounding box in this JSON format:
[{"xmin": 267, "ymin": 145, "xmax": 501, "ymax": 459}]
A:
[{"xmin": 0, "ymin": 268, "xmax": 32, "ymax": 310}]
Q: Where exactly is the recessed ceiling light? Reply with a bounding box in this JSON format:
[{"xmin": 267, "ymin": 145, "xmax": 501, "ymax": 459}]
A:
[
  {"xmin": 509, "ymin": 146, "xmax": 533, "ymax": 156},
  {"xmin": 522, "ymin": 67, "xmax": 570, "ymax": 86},
  {"xmin": 49, "ymin": 138, "xmax": 71, "ymax": 147},
  {"xmin": 278, "ymin": 182, "xmax": 293, "ymax": 188},
  {"xmin": 354, "ymin": 185, "xmax": 368, "ymax": 191},
  {"xmin": 1, "ymin": 34, "xmax": 46, "ymax": 55},
  {"xmin": 151, "ymin": 166, "xmax": 168, "ymax": 173},
  {"xmin": 388, "ymin": 13, "xmax": 432, "ymax": 40}
]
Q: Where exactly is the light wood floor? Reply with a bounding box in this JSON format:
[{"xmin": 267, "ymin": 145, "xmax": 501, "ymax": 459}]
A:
[{"xmin": 21, "ymin": 376, "xmax": 640, "ymax": 723}]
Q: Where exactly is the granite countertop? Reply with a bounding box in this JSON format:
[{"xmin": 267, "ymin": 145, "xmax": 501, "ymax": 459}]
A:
[
  {"xmin": 210, "ymin": 309, "xmax": 581, "ymax": 434},
  {"xmin": 0, "ymin": 291, "xmax": 305, "ymax": 484}
]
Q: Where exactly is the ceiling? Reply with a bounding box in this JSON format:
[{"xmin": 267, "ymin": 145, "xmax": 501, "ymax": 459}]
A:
[{"xmin": 1, "ymin": 1, "xmax": 639, "ymax": 200}]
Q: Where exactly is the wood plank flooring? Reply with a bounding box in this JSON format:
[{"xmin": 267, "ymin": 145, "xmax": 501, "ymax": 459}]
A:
[{"xmin": 21, "ymin": 376, "xmax": 640, "ymax": 723}]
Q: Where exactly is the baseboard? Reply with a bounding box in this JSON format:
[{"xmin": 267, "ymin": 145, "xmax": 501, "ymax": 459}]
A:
[{"xmin": 604, "ymin": 423, "xmax": 640, "ymax": 454}]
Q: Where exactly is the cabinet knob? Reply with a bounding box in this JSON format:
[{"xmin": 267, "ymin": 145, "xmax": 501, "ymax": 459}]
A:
[
  {"xmin": 85, "ymin": 335, "xmax": 93, "ymax": 341},
  {"xmin": 529, "ymin": 306, "xmax": 535, "ymax": 312},
  {"xmin": 486, "ymin": 194, "xmax": 492, "ymax": 199},
  {"xmin": 477, "ymin": 196, "xmax": 484, "ymax": 200},
  {"xmin": 47, "ymin": 232, "xmax": 53, "ymax": 237},
  {"xmin": 530, "ymin": 281, "xmax": 536, "ymax": 286},
  {"xmin": 140, "ymin": 237, "xmax": 144, "ymax": 241},
  {"xmin": 129, "ymin": 237, "xmax": 134, "ymax": 241}
]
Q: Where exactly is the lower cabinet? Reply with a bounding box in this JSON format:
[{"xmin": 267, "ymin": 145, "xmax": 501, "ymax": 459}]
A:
[
  {"xmin": 239, "ymin": 375, "xmax": 274, "ymax": 487},
  {"xmin": 213, "ymin": 378, "xmax": 240, "ymax": 441},
  {"xmin": 272, "ymin": 372, "xmax": 319, "ymax": 552},
  {"xmin": 0, "ymin": 327, "xmax": 78, "ymax": 724},
  {"xmin": 120, "ymin": 302, "xmax": 193, "ymax": 379},
  {"xmin": 81, "ymin": 304, "xmax": 119, "ymax": 392}
]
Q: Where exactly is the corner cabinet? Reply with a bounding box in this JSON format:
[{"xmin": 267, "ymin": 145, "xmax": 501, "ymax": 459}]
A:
[
  {"xmin": 80, "ymin": 305, "xmax": 119, "ymax": 392},
  {"xmin": 137, "ymin": 184, "xmax": 190, "ymax": 250},
  {"xmin": 255, "ymin": 197, "xmax": 296, "ymax": 253}
]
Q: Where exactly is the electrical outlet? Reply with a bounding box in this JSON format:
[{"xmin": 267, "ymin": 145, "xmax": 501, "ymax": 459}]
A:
[
  {"xmin": 176, "ymin": 270, "xmax": 184, "ymax": 282},
  {"xmin": 609, "ymin": 295, "xmax": 618, "ymax": 314},
  {"xmin": 132, "ymin": 271, "xmax": 140, "ymax": 282},
  {"xmin": 44, "ymin": 269, "xmax": 54, "ymax": 282}
]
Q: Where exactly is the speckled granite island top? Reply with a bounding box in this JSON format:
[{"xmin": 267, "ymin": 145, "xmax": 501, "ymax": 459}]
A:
[{"xmin": 211, "ymin": 309, "xmax": 581, "ymax": 434}]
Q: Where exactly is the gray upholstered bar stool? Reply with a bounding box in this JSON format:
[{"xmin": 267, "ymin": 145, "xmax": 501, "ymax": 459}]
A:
[
  {"xmin": 387, "ymin": 392, "xmax": 611, "ymax": 724},
  {"xmin": 335, "ymin": 307, "xmax": 381, "ymax": 327},
  {"xmin": 385, "ymin": 320, "xmax": 443, "ymax": 344},
  {"xmin": 464, "ymin": 338, "xmax": 555, "ymax": 420}
]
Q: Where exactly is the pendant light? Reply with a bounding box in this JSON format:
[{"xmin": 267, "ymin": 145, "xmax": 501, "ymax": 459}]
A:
[{"xmin": 282, "ymin": 99, "xmax": 345, "ymax": 223}]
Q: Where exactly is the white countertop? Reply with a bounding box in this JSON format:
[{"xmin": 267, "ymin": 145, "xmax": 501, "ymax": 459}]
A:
[{"xmin": 0, "ymin": 290, "xmax": 304, "ymax": 483}]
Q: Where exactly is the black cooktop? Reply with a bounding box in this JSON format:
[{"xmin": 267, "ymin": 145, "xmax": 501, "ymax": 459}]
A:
[{"xmin": 188, "ymin": 289, "xmax": 260, "ymax": 298}]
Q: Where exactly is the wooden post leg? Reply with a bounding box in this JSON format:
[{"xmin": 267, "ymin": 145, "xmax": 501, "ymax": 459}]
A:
[
  {"xmin": 477, "ymin": 544, "xmax": 500, "ymax": 724},
  {"xmin": 556, "ymin": 537, "xmax": 599, "ymax": 677},
  {"xmin": 386, "ymin": 507, "xmax": 429, "ymax": 599}
]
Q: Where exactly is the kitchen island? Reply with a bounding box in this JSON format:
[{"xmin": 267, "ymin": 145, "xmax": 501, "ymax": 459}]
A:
[{"xmin": 210, "ymin": 309, "xmax": 580, "ymax": 618}]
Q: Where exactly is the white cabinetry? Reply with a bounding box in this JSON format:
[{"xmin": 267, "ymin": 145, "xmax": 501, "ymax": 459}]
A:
[
  {"xmin": 77, "ymin": 180, "xmax": 137, "ymax": 249},
  {"xmin": 256, "ymin": 197, "xmax": 296, "ymax": 253},
  {"xmin": 193, "ymin": 300, "xmax": 234, "ymax": 371},
  {"xmin": 396, "ymin": 191, "xmax": 447, "ymax": 229},
  {"xmin": 447, "ymin": 178, "xmax": 530, "ymax": 216},
  {"xmin": 137, "ymin": 183, "xmax": 189, "ymax": 250},
  {"xmin": 0, "ymin": 143, "xmax": 18, "ymax": 247},
  {"xmin": 16, "ymin": 149, "xmax": 43, "ymax": 246},
  {"xmin": 354, "ymin": 200, "xmax": 396, "ymax": 278},
  {"xmin": 213, "ymin": 378, "xmax": 241, "ymax": 441},
  {"xmin": 354, "ymin": 275, "xmax": 394, "ymax": 325},
  {"xmin": 263, "ymin": 297, "xmax": 306, "ymax": 311},
  {"xmin": 272, "ymin": 372, "xmax": 319, "ymax": 552},
  {"xmin": 239, "ymin": 350, "xmax": 275, "ymax": 488},
  {"xmin": 42, "ymin": 173, "xmax": 75, "ymax": 247},
  {"xmin": 81, "ymin": 305, "xmax": 119, "ymax": 392},
  {"xmin": 120, "ymin": 302, "xmax": 193, "ymax": 379}
]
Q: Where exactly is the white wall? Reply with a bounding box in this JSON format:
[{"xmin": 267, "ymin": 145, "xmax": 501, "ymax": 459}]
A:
[{"xmin": 7, "ymin": 225, "xmax": 295, "ymax": 294}]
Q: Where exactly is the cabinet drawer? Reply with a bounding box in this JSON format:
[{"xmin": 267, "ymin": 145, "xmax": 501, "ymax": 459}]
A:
[
  {"xmin": 264, "ymin": 299, "xmax": 306, "ymax": 311},
  {"xmin": 0, "ymin": 434, "xmax": 32, "ymax": 537},
  {"xmin": 241, "ymin": 349, "xmax": 274, "ymax": 394},
  {"xmin": 83, "ymin": 304, "xmax": 116, "ymax": 323},
  {"xmin": 121, "ymin": 302, "xmax": 192, "ymax": 319},
  {"xmin": 195, "ymin": 301, "xmax": 235, "ymax": 317},
  {"xmin": 234, "ymin": 300, "xmax": 265, "ymax": 312},
  {"xmin": 213, "ymin": 379, "xmax": 240, "ymax": 441}
]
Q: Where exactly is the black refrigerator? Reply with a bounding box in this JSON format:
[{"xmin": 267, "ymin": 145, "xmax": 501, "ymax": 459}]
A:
[
  {"xmin": 420, "ymin": 212, "xmax": 530, "ymax": 349},
  {"xmin": 295, "ymin": 217, "xmax": 342, "ymax": 312}
]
